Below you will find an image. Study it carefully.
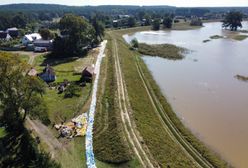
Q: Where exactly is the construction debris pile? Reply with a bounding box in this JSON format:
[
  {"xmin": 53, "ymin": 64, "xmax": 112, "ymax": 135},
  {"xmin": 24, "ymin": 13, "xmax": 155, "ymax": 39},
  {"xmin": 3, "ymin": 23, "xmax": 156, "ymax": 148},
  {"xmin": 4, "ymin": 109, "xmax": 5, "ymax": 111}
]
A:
[{"xmin": 55, "ymin": 113, "xmax": 87, "ymax": 138}]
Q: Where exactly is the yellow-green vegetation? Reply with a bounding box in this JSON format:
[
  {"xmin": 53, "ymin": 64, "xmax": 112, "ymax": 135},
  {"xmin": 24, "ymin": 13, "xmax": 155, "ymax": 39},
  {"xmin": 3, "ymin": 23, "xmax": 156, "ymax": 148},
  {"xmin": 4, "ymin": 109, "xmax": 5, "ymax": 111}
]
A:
[
  {"xmin": 106, "ymin": 26, "xmax": 228, "ymax": 167},
  {"xmin": 210, "ymin": 35, "xmax": 224, "ymax": 39},
  {"xmin": 0, "ymin": 51, "xmax": 29, "ymax": 63},
  {"xmin": 138, "ymin": 43, "xmax": 186, "ymax": 60},
  {"xmin": 172, "ymin": 21, "xmax": 203, "ymax": 30},
  {"xmin": 0, "ymin": 127, "xmax": 7, "ymax": 138},
  {"xmin": 232, "ymin": 35, "xmax": 248, "ymax": 41},
  {"xmin": 19, "ymin": 54, "xmax": 30, "ymax": 62},
  {"xmin": 118, "ymin": 21, "xmax": 201, "ymax": 36},
  {"xmin": 93, "ymin": 35, "xmax": 132, "ymax": 165},
  {"xmin": 235, "ymin": 74, "xmax": 248, "ymax": 82}
]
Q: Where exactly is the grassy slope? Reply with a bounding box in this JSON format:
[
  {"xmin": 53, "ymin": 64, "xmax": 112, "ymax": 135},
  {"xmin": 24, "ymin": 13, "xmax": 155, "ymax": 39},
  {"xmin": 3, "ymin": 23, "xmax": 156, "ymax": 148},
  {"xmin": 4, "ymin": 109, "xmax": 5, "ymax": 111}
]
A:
[
  {"xmin": 93, "ymin": 36, "xmax": 132, "ymax": 165},
  {"xmin": 108, "ymin": 23, "xmax": 228, "ymax": 167}
]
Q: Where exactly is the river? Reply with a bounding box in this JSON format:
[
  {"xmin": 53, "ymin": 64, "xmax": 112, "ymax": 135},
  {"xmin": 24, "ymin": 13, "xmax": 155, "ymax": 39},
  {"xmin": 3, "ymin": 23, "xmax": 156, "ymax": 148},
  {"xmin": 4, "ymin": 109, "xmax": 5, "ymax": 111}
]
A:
[{"xmin": 124, "ymin": 22, "xmax": 248, "ymax": 168}]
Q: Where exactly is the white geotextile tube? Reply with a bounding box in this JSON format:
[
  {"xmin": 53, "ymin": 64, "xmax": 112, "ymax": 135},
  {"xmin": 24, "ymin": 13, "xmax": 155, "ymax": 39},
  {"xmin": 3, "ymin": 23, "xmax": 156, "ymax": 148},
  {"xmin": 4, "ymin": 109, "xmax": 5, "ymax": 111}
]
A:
[{"xmin": 86, "ymin": 40, "xmax": 107, "ymax": 168}]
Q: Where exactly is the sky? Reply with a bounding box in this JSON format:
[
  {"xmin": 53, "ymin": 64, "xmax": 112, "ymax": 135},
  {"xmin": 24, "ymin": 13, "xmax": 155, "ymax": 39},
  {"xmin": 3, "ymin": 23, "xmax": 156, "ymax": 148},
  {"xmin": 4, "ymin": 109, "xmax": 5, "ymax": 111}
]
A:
[{"xmin": 1, "ymin": 0, "xmax": 248, "ymax": 7}]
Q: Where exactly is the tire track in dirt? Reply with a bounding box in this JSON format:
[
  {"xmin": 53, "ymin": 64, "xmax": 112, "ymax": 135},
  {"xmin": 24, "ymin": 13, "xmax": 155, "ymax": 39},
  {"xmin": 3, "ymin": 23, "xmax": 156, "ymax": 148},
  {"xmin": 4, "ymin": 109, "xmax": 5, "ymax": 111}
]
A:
[{"xmin": 113, "ymin": 38, "xmax": 155, "ymax": 168}]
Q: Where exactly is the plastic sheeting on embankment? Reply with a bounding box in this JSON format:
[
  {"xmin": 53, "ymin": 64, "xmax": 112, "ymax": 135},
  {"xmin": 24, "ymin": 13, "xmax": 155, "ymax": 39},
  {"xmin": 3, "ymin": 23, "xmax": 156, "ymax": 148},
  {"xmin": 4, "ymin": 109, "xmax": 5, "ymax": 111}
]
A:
[{"xmin": 86, "ymin": 40, "xmax": 107, "ymax": 168}]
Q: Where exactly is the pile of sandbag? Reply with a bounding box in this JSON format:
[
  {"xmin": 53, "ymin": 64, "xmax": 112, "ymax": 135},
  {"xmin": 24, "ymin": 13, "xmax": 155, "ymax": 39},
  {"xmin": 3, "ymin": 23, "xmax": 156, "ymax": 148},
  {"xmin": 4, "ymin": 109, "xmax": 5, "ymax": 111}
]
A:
[{"xmin": 55, "ymin": 113, "xmax": 87, "ymax": 138}]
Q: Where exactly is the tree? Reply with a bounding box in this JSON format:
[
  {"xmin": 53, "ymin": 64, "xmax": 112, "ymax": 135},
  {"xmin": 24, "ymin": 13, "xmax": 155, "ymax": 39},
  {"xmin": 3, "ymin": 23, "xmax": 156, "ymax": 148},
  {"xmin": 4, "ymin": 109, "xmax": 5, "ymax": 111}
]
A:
[
  {"xmin": 64, "ymin": 84, "xmax": 80, "ymax": 98},
  {"xmin": 131, "ymin": 38, "xmax": 139, "ymax": 49},
  {"xmin": 38, "ymin": 28, "xmax": 54, "ymax": 40},
  {"xmin": 0, "ymin": 52, "xmax": 48, "ymax": 126},
  {"xmin": 0, "ymin": 15, "xmax": 10, "ymax": 30},
  {"xmin": 222, "ymin": 11, "xmax": 243, "ymax": 31},
  {"xmin": 53, "ymin": 14, "xmax": 97, "ymax": 57},
  {"xmin": 144, "ymin": 14, "xmax": 152, "ymax": 26},
  {"xmin": 0, "ymin": 53, "xmax": 59, "ymax": 168},
  {"xmin": 163, "ymin": 16, "xmax": 173, "ymax": 28},
  {"xmin": 91, "ymin": 15, "xmax": 105, "ymax": 41},
  {"xmin": 127, "ymin": 16, "xmax": 136, "ymax": 27},
  {"xmin": 11, "ymin": 12, "xmax": 28, "ymax": 28},
  {"xmin": 152, "ymin": 19, "xmax": 161, "ymax": 30}
]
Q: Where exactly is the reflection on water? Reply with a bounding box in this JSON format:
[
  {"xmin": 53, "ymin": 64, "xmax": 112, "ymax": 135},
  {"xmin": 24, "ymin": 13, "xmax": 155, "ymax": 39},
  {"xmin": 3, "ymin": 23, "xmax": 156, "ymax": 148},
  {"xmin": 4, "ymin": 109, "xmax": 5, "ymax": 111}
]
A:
[{"xmin": 124, "ymin": 22, "xmax": 248, "ymax": 168}]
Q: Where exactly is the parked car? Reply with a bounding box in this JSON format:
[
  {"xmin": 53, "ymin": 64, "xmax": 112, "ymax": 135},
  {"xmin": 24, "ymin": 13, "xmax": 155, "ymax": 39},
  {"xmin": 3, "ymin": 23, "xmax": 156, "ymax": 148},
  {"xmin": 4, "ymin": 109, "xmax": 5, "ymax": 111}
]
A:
[{"xmin": 34, "ymin": 46, "xmax": 47, "ymax": 52}]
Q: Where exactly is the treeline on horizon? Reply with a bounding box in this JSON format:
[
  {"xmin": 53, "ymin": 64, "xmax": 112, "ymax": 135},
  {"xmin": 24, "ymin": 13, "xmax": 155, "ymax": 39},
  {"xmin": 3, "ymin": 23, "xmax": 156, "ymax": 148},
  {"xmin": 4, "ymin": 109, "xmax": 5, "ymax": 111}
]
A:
[
  {"xmin": 0, "ymin": 4, "xmax": 247, "ymax": 30},
  {"xmin": 1, "ymin": 4, "xmax": 248, "ymax": 18}
]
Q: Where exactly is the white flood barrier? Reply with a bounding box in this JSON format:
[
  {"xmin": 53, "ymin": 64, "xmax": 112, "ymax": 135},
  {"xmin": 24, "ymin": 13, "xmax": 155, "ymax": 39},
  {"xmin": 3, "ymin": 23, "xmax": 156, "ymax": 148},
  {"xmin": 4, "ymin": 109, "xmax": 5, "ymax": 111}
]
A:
[{"xmin": 86, "ymin": 40, "xmax": 107, "ymax": 168}]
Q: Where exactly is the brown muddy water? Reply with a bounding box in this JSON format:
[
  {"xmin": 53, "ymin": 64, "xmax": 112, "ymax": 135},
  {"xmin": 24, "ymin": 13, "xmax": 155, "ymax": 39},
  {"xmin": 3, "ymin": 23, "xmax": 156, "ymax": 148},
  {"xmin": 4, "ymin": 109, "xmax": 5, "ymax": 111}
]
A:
[{"xmin": 124, "ymin": 22, "xmax": 248, "ymax": 168}]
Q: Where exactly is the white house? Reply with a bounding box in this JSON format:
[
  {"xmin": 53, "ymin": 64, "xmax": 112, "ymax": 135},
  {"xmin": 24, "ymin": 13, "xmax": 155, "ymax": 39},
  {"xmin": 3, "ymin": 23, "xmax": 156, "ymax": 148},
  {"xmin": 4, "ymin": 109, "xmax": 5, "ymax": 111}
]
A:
[{"xmin": 22, "ymin": 33, "xmax": 42, "ymax": 45}]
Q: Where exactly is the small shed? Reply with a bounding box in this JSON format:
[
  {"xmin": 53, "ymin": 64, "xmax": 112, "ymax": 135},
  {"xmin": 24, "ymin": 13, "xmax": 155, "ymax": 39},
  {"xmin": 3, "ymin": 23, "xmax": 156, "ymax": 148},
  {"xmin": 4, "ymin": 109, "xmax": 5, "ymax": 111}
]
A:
[
  {"xmin": 28, "ymin": 67, "xmax": 38, "ymax": 77},
  {"xmin": 81, "ymin": 66, "xmax": 94, "ymax": 83},
  {"xmin": 39, "ymin": 64, "xmax": 56, "ymax": 83}
]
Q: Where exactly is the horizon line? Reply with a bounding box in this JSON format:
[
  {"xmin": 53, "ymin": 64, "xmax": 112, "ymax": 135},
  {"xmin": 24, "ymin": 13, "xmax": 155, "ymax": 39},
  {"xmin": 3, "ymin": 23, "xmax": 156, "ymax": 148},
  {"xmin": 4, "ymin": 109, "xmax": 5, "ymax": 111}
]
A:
[{"xmin": 0, "ymin": 3, "xmax": 248, "ymax": 8}]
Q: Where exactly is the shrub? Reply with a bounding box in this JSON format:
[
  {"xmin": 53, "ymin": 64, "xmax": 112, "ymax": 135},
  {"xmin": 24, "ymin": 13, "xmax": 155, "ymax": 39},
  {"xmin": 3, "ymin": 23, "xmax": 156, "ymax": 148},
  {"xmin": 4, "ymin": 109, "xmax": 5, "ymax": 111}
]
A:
[
  {"xmin": 130, "ymin": 38, "xmax": 139, "ymax": 49},
  {"xmin": 64, "ymin": 84, "xmax": 81, "ymax": 98}
]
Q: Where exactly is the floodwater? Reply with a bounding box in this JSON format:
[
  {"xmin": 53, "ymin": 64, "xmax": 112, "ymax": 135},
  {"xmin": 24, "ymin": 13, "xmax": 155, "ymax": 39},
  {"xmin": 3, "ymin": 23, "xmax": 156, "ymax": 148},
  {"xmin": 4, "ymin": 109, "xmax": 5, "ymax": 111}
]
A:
[{"xmin": 124, "ymin": 22, "xmax": 248, "ymax": 168}]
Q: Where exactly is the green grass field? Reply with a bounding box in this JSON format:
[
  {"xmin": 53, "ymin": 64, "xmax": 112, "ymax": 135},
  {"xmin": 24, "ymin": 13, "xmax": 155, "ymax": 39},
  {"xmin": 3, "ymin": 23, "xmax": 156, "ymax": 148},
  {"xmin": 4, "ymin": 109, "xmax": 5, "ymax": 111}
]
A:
[{"xmin": 43, "ymin": 85, "xmax": 91, "ymax": 123}]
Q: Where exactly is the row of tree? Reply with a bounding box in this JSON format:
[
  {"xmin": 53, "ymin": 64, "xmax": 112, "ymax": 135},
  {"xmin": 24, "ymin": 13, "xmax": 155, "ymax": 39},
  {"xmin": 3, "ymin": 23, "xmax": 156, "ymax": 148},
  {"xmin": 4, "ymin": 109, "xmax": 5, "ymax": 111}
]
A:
[
  {"xmin": 150, "ymin": 11, "xmax": 244, "ymax": 31},
  {"xmin": 53, "ymin": 14, "xmax": 104, "ymax": 57},
  {"xmin": 151, "ymin": 15, "xmax": 173, "ymax": 31}
]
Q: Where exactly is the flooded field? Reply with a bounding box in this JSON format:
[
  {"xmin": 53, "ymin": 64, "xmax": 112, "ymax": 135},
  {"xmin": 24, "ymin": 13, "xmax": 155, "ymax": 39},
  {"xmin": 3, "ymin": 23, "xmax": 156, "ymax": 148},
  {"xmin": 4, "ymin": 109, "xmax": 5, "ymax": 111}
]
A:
[{"xmin": 124, "ymin": 22, "xmax": 248, "ymax": 168}]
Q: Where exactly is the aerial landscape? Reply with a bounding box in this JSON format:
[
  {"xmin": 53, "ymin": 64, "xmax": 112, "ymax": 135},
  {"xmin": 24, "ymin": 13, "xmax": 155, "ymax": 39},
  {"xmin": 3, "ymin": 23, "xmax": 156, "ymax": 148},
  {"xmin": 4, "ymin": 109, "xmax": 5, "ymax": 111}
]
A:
[{"xmin": 0, "ymin": 0, "xmax": 248, "ymax": 168}]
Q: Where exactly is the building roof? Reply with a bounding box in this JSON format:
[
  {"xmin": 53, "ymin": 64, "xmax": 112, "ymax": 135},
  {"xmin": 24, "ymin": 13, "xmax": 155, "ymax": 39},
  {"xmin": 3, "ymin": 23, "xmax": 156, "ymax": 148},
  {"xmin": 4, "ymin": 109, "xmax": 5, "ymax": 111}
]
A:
[
  {"xmin": 28, "ymin": 68, "xmax": 38, "ymax": 76},
  {"xmin": 83, "ymin": 66, "xmax": 94, "ymax": 75},
  {"xmin": 6, "ymin": 27, "xmax": 18, "ymax": 32},
  {"xmin": 33, "ymin": 39, "xmax": 53, "ymax": 45},
  {"xmin": 24, "ymin": 33, "xmax": 42, "ymax": 42},
  {"xmin": 43, "ymin": 64, "xmax": 55, "ymax": 76}
]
